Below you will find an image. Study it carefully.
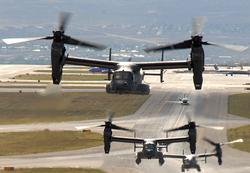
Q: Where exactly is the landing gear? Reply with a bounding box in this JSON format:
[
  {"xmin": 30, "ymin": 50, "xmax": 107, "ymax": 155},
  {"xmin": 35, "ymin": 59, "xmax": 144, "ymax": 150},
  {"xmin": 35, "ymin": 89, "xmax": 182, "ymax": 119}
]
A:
[
  {"xmin": 106, "ymin": 84, "xmax": 112, "ymax": 93},
  {"xmin": 181, "ymin": 165, "xmax": 185, "ymax": 172},
  {"xmin": 157, "ymin": 152, "xmax": 165, "ymax": 166},
  {"xmin": 158, "ymin": 157, "xmax": 165, "ymax": 166},
  {"xmin": 136, "ymin": 84, "xmax": 150, "ymax": 95},
  {"xmin": 135, "ymin": 157, "xmax": 141, "ymax": 165},
  {"xmin": 136, "ymin": 153, "xmax": 142, "ymax": 165},
  {"xmin": 196, "ymin": 165, "xmax": 201, "ymax": 172}
]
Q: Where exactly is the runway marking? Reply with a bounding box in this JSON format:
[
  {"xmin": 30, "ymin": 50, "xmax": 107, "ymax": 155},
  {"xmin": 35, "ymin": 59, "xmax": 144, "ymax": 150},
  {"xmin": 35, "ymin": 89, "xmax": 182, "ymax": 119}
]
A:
[{"xmin": 173, "ymin": 106, "xmax": 185, "ymax": 128}]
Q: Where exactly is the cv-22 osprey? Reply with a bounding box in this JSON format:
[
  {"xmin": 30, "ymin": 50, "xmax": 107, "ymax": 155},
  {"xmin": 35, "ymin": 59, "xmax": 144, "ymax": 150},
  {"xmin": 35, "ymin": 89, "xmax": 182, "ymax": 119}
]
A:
[
  {"xmin": 164, "ymin": 138, "xmax": 243, "ymax": 172},
  {"xmin": 75, "ymin": 115, "xmax": 224, "ymax": 166},
  {"xmin": 76, "ymin": 116, "xmax": 191, "ymax": 166},
  {"xmin": 3, "ymin": 15, "xmax": 247, "ymax": 94}
]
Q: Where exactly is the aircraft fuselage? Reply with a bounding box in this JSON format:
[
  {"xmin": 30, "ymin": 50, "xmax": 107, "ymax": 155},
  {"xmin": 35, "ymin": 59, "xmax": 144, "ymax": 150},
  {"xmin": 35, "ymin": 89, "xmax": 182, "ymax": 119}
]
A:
[
  {"xmin": 106, "ymin": 62, "xmax": 150, "ymax": 94},
  {"xmin": 136, "ymin": 142, "xmax": 165, "ymax": 165},
  {"xmin": 182, "ymin": 157, "xmax": 201, "ymax": 172}
]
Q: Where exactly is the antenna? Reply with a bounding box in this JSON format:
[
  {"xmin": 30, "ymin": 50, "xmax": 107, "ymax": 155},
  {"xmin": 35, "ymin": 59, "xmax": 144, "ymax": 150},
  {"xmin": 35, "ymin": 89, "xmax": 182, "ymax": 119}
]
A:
[
  {"xmin": 108, "ymin": 48, "xmax": 112, "ymax": 80},
  {"xmin": 160, "ymin": 49, "xmax": 164, "ymax": 83}
]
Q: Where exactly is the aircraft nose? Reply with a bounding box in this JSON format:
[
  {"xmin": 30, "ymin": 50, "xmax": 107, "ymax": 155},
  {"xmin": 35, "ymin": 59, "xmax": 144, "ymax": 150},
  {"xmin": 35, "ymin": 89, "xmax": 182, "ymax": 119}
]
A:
[{"xmin": 114, "ymin": 80, "xmax": 130, "ymax": 90}]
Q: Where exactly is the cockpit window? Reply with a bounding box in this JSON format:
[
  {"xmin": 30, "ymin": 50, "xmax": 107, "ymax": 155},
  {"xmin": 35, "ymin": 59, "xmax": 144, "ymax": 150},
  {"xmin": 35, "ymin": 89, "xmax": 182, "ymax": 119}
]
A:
[
  {"xmin": 145, "ymin": 144, "xmax": 155, "ymax": 150},
  {"xmin": 113, "ymin": 72, "xmax": 133, "ymax": 80}
]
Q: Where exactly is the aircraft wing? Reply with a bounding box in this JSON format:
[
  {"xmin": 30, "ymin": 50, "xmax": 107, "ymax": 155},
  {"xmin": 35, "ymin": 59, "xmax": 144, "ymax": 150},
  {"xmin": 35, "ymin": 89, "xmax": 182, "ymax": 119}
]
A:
[
  {"xmin": 154, "ymin": 136, "xmax": 189, "ymax": 145},
  {"xmin": 163, "ymin": 154, "xmax": 186, "ymax": 159},
  {"xmin": 136, "ymin": 60, "xmax": 190, "ymax": 70},
  {"xmin": 112, "ymin": 136, "xmax": 144, "ymax": 144},
  {"xmin": 196, "ymin": 153, "xmax": 217, "ymax": 158},
  {"xmin": 65, "ymin": 56, "xmax": 118, "ymax": 69},
  {"xmin": 164, "ymin": 152, "xmax": 216, "ymax": 159}
]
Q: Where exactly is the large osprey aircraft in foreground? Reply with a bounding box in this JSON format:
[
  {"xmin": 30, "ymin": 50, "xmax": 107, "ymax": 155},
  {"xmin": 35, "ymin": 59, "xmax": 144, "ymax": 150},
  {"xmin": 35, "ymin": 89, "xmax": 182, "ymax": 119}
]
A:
[{"xmin": 3, "ymin": 15, "xmax": 247, "ymax": 94}]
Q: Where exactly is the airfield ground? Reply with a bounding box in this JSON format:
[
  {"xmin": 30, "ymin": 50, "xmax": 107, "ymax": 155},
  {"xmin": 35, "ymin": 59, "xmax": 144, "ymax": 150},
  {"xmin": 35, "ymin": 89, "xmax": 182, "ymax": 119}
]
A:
[
  {"xmin": 0, "ymin": 130, "xmax": 102, "ymax": 156},
  {"xmin": 227, "ymin": 93, "xmax": 250, "ymax": 152},
  {"xmin": 35, "ymin": 69, "xmax": 91, "ymax": 73},
  {"xmin": 14, "ymin": 74, "xmax": 107, "ymax": 81},
  {"xmin": 0, "ymin": 92, "xmax": 148, "ymax": 124},
  {"xmin": 0, "ymin": 168, "xmax": 106, "ymax": 173},
  {"xmin": 228, "ymin": 125, "xmax": 250, "ymax": 152},
  {"xmin": 228, "ymin": 93, "xmax": 250, "ymax": 119},
  {"xmin": 0, "ymin": 65, "xmax": 249, "ymax": 173}
]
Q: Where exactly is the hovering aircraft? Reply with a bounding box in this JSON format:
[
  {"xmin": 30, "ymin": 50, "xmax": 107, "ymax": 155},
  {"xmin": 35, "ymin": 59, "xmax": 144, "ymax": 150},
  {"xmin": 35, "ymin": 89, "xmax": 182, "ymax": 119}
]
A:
[
  {"xmin": 144, "ymin": 16, "xmax": 248, "ymax": 90},
  {"xmin": 110, "ymin": 133, "xmax": 191, "ymax": 166},
  {"xmin": 75, "ymin": 115, "xmax": 197, "ymax": 166},
  {"xmin": 214, "ymin": 64, "xmax": 250, "ymax": 76},
  {"xmin": 164, "ymin": 138, "xmax": 243, "ymax": 172},
  {"xmin": 179, "ymin": 94, "xmax": 189, "ymax": 105}
]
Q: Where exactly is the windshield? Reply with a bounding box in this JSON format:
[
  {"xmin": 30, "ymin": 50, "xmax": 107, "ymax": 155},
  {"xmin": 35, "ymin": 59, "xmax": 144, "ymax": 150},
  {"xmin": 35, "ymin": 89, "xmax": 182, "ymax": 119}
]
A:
[
  {"xmin": 113, "ymin": 71, "xmax": 133, "ymax": 80},
  {"xmin": 145, "ymin": 144, "xmax": 155, "ymax": 150}
]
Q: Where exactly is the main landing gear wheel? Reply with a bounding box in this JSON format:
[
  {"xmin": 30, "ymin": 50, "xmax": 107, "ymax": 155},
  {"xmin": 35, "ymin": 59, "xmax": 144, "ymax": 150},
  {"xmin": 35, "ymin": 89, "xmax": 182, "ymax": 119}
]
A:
[
  {"xmin": 197, "ymin": 165, "xmax": 201, "ymax": 172},
  {"xmin": 157, "ymin": 153, "xmax": 165, "ymax": 166},
  {"xmin": 181, "ymin": 165, "xmax": 185, "ymax": 172},
  {"xmin": 135, "ymin": 157, "xmax": 141, "ymax": 165}
]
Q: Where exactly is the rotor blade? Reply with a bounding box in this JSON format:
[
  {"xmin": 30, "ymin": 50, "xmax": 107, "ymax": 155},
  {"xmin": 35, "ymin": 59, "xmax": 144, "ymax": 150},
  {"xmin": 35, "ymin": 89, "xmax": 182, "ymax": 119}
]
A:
[
  {"xmin": 75, "ymin": 124, "xmax": 103, "ymax": 130},
  {"xmin": 165, "ymin": 124, "xmax": 190, "ymax": 132},
  {"xmin": 2, "ymin": 36, "xmax": 53, "ymax": 45},
  {"xmin": 59, "ymin": 12, "xmax": 71, "ymax": 32},
  {"xmin": 203, "ymin": 137, "xmax": 217, "ymax": 146},
  {"xmin": 202, "ymin": 42, "xmax": 248, "ymax": 52},
  {"xmin": 107, "ymin": 112, "xmax": 114, "ymax": 122},
  {"xmin": 144, "ymin": 39, "xmax": 192, "ymax": 52},
  {"xmin": 111, "ymin": 124, "xmax": 134, "ymax": 132},
  {"xmin": 222, "ymin": 139, "xmax": 244, "ymax": 145},
  {"xmin": 192, "ymin": 16, "xmax": 206, "ymax": 36},
  {"xmin": 197, "ymin": 125, "xmax": 224, "ymax": 130},
  {"xmin": 63, "ymin": 35, "xmax": 106, "ymax": 50}
]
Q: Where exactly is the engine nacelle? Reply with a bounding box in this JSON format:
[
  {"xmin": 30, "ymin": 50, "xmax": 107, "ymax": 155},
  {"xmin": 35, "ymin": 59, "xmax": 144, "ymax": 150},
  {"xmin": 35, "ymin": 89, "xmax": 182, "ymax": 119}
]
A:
[
  {"xmin": 191, "ymin": 47, "xmax": 204, "ymax": 90},
  {"xmin": 188, "ymin": 128, "xmax": 197, "ymax": 154},
  {"xmin": 51, "ymin": 42, "xmax": 66, "ymax": 84},
  {"xmin": 215, "ymin": 145, "xmax": 223, "ymax": 165},
  {"xmin": 103, "ymin": 128, "xmax": 112, "ymax": 154}
]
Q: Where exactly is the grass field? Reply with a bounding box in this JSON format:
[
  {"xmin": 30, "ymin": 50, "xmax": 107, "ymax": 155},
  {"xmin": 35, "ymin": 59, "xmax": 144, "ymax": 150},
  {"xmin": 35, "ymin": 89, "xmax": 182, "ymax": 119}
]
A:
[
  {"xmin": 0, "ymin": 168, "xmax": 105, "ymax": 173},
  {"xmin": 0, "ymin": 130, "xmax": 102, "ymax": 156},
  {"xmin": 0, "ymin": 92, "xmax": 149, "ymax": 124},
  {"xmin": 227, "ymin": 125, "xmax": 250, "ymax": 152},
  {"xmin": 13, "ymin": 74, "xmax": 107, "ymax": 81},
  {"xmin": 227, "ymin": 93, "xmax": 250, "ymax": 152},
  {"xmin": 228, "ymin": 93, "xmax": 250, "ymax": 118},
  {"xmin": 0, "ymin": 85, "xmax": 104, "ymax": 89}
]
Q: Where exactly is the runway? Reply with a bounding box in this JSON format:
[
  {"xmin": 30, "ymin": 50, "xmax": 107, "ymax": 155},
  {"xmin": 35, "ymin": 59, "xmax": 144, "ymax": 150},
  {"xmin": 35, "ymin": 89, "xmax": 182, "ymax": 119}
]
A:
[{"xmin": 0, "ymin": 66, "xmax": 249, "ymax": 173}]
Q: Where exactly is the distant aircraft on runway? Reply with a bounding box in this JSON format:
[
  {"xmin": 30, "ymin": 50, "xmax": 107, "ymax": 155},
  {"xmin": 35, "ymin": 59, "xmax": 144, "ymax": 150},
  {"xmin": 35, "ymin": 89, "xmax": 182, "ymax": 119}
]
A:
[
  {"xmin": 89, "ymin": 67, "xmax": 109, "ymax": 73},
  {"xmin": 214, "ymin": 64, "xmax": 250, "ymax": 76},
  {"xmin": 179, "ymin": 94, "xmax": 189, "ymax": 105}
]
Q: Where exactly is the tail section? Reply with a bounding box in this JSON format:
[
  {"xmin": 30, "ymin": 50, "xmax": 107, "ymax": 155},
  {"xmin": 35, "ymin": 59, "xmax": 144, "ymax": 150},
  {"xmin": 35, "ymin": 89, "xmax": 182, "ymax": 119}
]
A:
[{"xmin": 214, "ymin": 64, "xmax": 219, "ymax": 71}]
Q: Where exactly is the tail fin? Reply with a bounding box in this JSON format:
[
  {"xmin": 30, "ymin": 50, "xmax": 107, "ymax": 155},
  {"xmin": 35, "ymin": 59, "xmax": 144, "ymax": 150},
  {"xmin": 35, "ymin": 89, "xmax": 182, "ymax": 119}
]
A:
[{"xmin": 214, "ymin": 64, "xmax": 219, "ymax": 71}]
